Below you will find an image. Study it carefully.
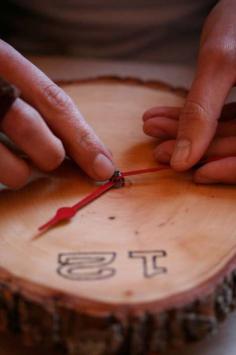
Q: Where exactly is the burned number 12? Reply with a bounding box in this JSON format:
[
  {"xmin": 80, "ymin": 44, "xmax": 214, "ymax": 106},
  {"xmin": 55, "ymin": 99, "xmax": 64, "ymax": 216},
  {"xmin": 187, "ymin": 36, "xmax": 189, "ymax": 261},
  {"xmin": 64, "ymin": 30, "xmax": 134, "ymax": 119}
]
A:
[{"xmin": 57, "ymin": 250, "xmax": 167, "ymax": 281}]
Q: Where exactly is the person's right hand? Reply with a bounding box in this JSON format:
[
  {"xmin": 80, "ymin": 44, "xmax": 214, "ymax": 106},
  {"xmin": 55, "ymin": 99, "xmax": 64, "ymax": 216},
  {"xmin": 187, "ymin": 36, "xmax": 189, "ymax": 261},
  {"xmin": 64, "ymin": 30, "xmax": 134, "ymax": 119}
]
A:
[
  {"xmin": 0, "ymin": 40, "xmax": 115, "ymax": 189},
  {"xmin": 143, "ymin": 0, "xmax": 236, "ymax": 184},
  {"xmin": 143, "ymin": 102, "xmax": 236, "ymax": 183}
]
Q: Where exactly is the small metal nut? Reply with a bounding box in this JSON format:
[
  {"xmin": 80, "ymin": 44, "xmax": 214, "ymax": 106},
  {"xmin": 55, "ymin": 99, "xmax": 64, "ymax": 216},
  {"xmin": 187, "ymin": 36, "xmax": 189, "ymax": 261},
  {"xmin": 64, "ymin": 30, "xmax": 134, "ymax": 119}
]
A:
[{"xmin": 110, "ymin": 170, "xmax": 125, "ymax": 188}]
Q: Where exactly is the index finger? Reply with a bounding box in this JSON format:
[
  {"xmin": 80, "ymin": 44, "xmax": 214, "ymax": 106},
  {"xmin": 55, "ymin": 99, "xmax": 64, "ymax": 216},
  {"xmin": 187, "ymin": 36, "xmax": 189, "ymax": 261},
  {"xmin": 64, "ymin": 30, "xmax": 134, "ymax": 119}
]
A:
[{"xmin": 0, "ymin": 40, "xmax": 115, "ymax": 180}]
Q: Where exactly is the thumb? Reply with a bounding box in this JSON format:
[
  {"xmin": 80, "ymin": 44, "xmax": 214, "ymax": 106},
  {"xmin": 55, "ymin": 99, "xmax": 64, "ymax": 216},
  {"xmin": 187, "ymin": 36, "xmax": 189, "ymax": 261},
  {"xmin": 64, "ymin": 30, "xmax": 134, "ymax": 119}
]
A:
[{"xmin": 171, "ymin": 52, "xmax": 235, "ymax": 171}]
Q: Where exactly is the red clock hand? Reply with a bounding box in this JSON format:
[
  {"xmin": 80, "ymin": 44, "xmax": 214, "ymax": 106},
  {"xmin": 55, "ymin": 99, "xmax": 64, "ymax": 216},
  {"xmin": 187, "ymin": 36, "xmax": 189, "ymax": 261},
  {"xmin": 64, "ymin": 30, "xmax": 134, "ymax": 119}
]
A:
[
  {"xmin": 123, "ymin": 166, "xmax": 169, "ymax": 177},
  {"xmin": 38, "ymin": 180, "xmax": 114, "ymax": 232},
  {"xmin": 38, "ymin": 156, "xmax": 230, "ymax": 234},
  {"xmin": 38, "ymin": 166, "xmax": 168, "ymax": 233}
]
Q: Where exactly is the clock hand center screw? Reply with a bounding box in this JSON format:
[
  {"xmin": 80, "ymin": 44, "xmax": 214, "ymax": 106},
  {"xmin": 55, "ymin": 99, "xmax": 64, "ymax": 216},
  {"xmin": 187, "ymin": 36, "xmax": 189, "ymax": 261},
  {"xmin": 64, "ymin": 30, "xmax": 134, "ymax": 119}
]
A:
[{"xmin": 109, "ymin": 170, "xmax": 125, "ymax": 188}]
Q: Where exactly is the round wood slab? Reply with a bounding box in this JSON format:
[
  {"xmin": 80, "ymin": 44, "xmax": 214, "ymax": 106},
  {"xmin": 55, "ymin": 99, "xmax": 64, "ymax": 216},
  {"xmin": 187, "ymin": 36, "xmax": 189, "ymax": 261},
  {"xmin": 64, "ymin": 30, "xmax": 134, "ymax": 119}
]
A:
[{"xmin": 0, "ymin": 77, "xmax": 236, "ymax": 355}]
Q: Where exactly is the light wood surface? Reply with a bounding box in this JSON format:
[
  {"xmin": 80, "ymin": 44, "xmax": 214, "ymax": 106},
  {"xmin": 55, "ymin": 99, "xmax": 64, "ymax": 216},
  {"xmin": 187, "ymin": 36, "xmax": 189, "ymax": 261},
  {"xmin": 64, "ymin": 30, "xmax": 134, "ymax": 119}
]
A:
[
  {"xmin": 1, "ymin": 60, "xmax": 236, "ymax": 354},
  {"xmin": 0, "ymin": 78, "xmax": 187, "ymax": 305}
]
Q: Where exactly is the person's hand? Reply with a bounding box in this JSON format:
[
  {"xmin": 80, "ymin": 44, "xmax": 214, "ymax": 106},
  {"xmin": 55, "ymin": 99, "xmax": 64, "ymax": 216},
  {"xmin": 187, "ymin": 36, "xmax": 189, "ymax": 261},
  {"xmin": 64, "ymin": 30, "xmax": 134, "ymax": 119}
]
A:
[
  {"xmin": 143, "ymin": 103, "xmax": 236, "ymax": 183},
  {"xmin": 0, "ymin": 40, "xmax": 115, "ymax": 189},
  {"xmin": 143, "ymin": 0, "xmax": 236, "ymax": 184}
]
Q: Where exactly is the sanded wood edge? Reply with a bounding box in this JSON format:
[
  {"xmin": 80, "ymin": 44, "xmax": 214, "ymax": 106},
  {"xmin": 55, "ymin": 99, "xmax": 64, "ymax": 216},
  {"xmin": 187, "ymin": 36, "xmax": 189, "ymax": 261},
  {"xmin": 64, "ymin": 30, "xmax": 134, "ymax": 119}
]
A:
[{"xmin": 57, "ymin": 75, "xmax": 187, "ymax": 97}]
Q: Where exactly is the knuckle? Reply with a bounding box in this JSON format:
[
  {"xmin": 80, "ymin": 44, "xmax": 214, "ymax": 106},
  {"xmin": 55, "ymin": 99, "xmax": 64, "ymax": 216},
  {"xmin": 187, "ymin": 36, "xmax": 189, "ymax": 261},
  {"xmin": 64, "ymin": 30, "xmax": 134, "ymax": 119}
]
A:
[
  {"xmin": 78, "ymin": 129, "xmax": 96, "ymax": 150},
  {"xmin": 66, "ymin": 126, "xmax": 100, "ymax": 162},
  {"xmin": 42, "ymin": 84, "xmax": 73, "ymax": 112},
  {"xmin": 180, "ymin": 99, "xmax": 217, "ymax": 135},
  {"xmin": 181, "ymin": 100, "xmax": 210, "ymax": 124}
]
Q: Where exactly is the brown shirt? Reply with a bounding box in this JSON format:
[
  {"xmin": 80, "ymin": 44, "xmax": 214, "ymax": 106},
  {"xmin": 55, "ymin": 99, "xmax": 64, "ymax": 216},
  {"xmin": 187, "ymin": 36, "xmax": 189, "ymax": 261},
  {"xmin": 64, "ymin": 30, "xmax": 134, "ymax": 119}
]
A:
[{"xmin": 2, "ymin": 0, "xmax": 217, "ymax": 64}]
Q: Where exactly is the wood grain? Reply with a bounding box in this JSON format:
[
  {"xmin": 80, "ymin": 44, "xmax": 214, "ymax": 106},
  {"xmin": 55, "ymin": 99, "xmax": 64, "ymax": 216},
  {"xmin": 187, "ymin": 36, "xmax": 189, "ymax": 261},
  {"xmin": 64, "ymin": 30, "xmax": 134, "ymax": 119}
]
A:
[{"xmin": 0, "ymin": 77, "xmax": 235, "ymax": 354}]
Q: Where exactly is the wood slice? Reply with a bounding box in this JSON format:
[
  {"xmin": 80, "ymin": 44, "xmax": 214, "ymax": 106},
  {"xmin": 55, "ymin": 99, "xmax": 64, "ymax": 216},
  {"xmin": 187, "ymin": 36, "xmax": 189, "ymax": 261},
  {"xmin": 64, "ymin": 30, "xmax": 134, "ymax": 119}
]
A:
[{"xmin": 0, "ymin": 77, "xmax": 236, "ymax": 355}]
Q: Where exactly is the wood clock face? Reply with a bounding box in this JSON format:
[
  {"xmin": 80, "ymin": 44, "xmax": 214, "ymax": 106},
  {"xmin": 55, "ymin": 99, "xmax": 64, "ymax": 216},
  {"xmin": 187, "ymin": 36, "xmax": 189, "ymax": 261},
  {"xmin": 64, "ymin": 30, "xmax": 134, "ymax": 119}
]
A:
[{"xmin": 0, "ymin": 78, "xmax": 236, "ymax": 311}]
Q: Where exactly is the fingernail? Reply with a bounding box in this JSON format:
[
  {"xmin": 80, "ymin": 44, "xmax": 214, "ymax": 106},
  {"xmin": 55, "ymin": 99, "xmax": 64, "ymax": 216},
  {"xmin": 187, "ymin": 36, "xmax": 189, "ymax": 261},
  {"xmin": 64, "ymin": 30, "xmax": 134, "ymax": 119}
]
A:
[
  {"xmin": 93, "ymin": 153, "xmax": 115, "ymax": 180},
  {"xmin": 155, "ymin": 150, "xmax": 171, "ymax": 163},
  {"xmin": 171, "ymin": 139, "xmax": 191, "ymax": 166}
]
